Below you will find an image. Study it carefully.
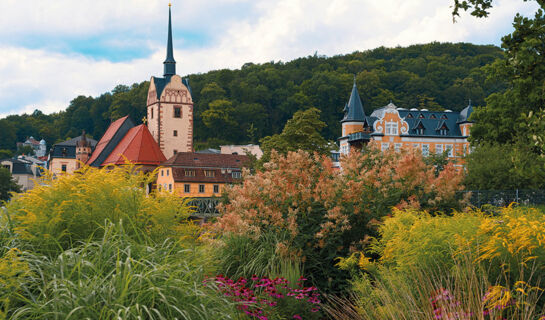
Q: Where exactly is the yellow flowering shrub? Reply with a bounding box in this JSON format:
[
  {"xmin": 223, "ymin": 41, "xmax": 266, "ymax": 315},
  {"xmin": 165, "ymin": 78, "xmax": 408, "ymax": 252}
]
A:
[
  {"xmin": 5, "ymin": 164, "xmax": 194, "ymax": 255},
  {"xmin": 0, "ymin": 248, "xmax": 32, "ymax": 319}
]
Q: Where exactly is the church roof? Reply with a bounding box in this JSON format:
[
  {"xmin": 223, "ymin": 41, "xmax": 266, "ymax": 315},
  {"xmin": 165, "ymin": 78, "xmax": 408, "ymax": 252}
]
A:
[
  {"xmin": 101, "ymin": 125, "xmax": 166, "ymax": 166},
  {"xmin": 341, "ymin": 79, "xmax": 366, "ymax": 123},
  {"xmin": 87, "ymin": 116, "xmax": 134, "ymax": 167}
]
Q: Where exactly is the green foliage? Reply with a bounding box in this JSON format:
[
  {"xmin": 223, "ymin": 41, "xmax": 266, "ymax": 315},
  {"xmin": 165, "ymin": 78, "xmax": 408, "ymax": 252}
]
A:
[
  {"xmin": 0, "ymin": 168, "xmax": 20, "ymax": 202},
  {"xmin": 3, "ymin": 223, "xmax": 237, "ymax": 320},
  {"xmin": 0, "ymin": 150, "xmax": 12, "ymax": 160},
  {"xmin": 216, "ymin": 232, "xmax": 293, "ymax": 280},
  {"xmin": 5, "ymin": 165, "xmax": 193, "ymax": 256},
  {"xmin": 0, "ymin": 43, "xmax": 503, "ymax": 151},
  {"xmin": 260, "ymin": 108, "xmax": 333, "ymax": 163},
  {"xmin": 464, "ymin": 142, "xmax": 545, "ymax": 189},
  {"xmin": 14, "ymin": 145, "xmax": 34, "ymax": 156},
  {"xmin": 467, "ymin": 5, "xmax": 545, "ymax": 145}
]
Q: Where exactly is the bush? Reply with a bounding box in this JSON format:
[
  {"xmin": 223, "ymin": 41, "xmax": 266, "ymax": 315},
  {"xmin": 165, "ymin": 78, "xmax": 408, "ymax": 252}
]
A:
[
  {"xmin": 5, "ymin": 164, "xmax": 192, "ymax": 255},
  {"xmin": 336, "ymin": 206, "xmax": 545, "ymax": 319},
  {"xmin": 214, "ymin": 147, "xmax": 465, "ymax": 293}
]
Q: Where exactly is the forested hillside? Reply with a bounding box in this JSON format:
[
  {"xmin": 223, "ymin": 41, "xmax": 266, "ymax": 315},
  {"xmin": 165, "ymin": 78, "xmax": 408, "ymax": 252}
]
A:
[{"xmin": 0, "ymin": 42, "xmax": 504, "ymax": 152}]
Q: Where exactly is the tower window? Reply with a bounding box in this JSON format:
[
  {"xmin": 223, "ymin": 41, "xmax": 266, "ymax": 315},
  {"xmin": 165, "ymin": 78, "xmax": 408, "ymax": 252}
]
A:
[
  {"xmin": 173, "ymin": 130, "xmax": 178, "ymax": 137},
  {"xmin": 174, "ymin": 107, "xmax": 181, "ymax": 118},
  {"xmin": 151, "ymin": 108, "xmax": 154, "ymax": 119}
]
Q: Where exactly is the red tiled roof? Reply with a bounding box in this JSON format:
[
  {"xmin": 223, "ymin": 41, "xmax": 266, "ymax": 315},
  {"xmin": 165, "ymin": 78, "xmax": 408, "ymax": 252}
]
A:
[
  {"xmin": 101, "ymin": 124, "xmax": 166, "ymax": 166},
  {"xmin": 87, "ymin": 116, "xmax": 129, "ymax": 165},
  {"xmin": 171, "ymin": 167, "xmax": 242, "ymax": 183},
  {"xmin": 162, "ymin": 152, "xmax": 249, "ymax": 168}
]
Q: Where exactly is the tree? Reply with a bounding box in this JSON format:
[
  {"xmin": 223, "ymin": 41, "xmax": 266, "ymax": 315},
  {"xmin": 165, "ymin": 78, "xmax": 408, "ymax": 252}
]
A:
[
  {"xmin": 260, "ymin": 108, "xmax": 333, "ymax": 163},
  {"xmin": 0, "ymin": 167, "xmax": 21, "ymax": 201},
  {"xmin": 452, "ymin": 0, "xmax": 544, "ymax": 19},
  {"xmin": 452, "ymin": 3, "xmax": 545, "ymax": 145},
  {"xmin": 464, "ymin": 142, "xmax": 545, "ymax": 190}
]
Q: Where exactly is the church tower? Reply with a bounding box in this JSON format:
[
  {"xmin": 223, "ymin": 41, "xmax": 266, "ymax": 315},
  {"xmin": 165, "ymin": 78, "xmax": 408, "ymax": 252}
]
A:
[
  {"xmin": 147, "ymin": 4, "xmax": 193, "ymax": 158},
  {"xmin": 75, "ymin": 131, "xmax": 92, "ymax": 169}
]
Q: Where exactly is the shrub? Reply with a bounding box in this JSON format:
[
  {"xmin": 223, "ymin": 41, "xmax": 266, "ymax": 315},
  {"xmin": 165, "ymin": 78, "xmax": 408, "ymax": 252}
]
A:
[
  {"xmin": 336, "ymin": 206, "xmax": 545, "ymax": 319},
  {"xmin": 5, "ymin": 164, "xmax": 193, "ymax": 255},
  {"xmin": 214, "ymin": 147, "xmax": 465, "ymax": 292}
]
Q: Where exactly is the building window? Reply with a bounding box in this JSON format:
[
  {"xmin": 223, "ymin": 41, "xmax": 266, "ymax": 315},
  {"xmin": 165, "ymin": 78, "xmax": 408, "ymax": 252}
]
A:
[
  {"xmin": 232, "ymin": 171, "xmax": 242, "ymax": 179},
  {"xmin": 429, "ymin": 114, "xmax": 437, "ymax": 119},
  {"xmin": 184, "ymin": 184, "xmax": 190, "ymax": 193},
  {"xmin": 173, "ymin": 150, "xmax": 178, "ymax": 155},
  {"xmin": 173, "ymin": 130, "xmax": 178, "ymax": 137},
  {"xmin": 166, "ymin": 169, "xmax": 169, "ymax": 176},
  {"xmin": 151, "ymin": 108, "xmax": 154, "ymax": 119},
  {"xmin": 161, "ymin": 170, "xmax": 164, "ymax": 176},
  {"xmin": 213, "ymin": 184, "xmax": 219, "ymax": 193},
  {"xmin": 416, "ymin": 128, "xmax": 424, "ymax": 135},
  {"xmin": 422, "ymin": 144, "xmax": 429, "ymax": 156},
  {"xmin": 174, "ymin": 107, "xmax": 181, "ymax": 118},
  {"xmin": 446, "ymin": 145, "xmax": 453, "ymax": 157},
  {"xmin": 463, "ymin": 144, "xmax": 467, "ymax": 156},
  {"xmin": 413, "ymin": 143, "xmax": 419, "ymax": 149},
  {"xmin": 61, "ymin": 164, "xmax": 67, "ymax": 172},
  {"xmin": 204, "ymin": 170, "xmax": 215, "ymax": 177},
  {"xmin": 185, "ymin": 170, "xmax": 195, "ymax": 177},
  {"xmin": 168, "ymin": 184, "xmax": 172, "ymax": 191},
  {"xmin": 436, "ymin": 144, "xmax": 443, "ymax": 154},
  {"xmin": 385, "ymin": 122, "xmax": 398, "ymax": 135},
  {"xmin": 199, "ymin": 184, "xmax": 205, "ymax": 193},
  {"xmin": 381, "ymin": 143, "xmax": 389, "ymax": 152},
  {"xmin": 440, "ymin": 129, "xmax": 448, "ymax": 135},
  {"xmin": 61, "ymin": 148, "xmax": 67, "ymax": 157},
  {"xmin": 394, "ymin": 143, "xmax": 402, "ymax": 152}
]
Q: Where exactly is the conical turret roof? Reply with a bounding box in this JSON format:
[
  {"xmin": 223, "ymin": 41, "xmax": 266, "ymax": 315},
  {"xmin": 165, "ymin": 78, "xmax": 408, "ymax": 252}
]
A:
[{"xmin": 341, "ymin": 78, "xmax": 366, "ymax": 123}]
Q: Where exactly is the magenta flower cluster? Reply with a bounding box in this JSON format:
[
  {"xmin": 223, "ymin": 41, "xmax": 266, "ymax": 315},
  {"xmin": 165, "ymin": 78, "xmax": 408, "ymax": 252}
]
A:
[
  {"xmin": 430, "ymin": 288, "xmax": 517, "ymax": 320},
  {"xmin": 205, "ymin": 274, "xmax": 321, "ymax": 319},
  {"xmin": 430, "ymin": 288, "xmax": 471, "ymax": 320}
]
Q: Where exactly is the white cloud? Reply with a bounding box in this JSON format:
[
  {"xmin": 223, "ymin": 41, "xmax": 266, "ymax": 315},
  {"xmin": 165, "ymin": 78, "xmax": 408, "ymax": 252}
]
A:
[{"xmin": 0, "ymin": 0, "xmax": 540, "ymax": 116}]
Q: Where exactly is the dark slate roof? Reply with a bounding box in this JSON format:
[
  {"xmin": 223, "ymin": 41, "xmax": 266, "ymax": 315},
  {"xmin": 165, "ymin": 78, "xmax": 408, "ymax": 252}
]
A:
[
  {"xmin": 359, "ymin": 103, "xmax": 469, "ymax": 138},
  {"xmin": 50, "ymin": 136, "xmax": 97, "ymax": 159},
  {"xmin": 341, "ymin": 80, "xmax": 366, "ymax": 123},
  {"xmin": 11, "ymin": 159, "xmax": 34, "ymax": 175},
  {"xmin": 457, "ymin": 102, "xmax": 474, "ymax": 123},
  {"xmin": 55, "ymin": 136, "xmax": 97, "ymax": 147},
  {"xmin": 163, "ymin": 5, "xmax": 176, "ymax": 77},
  {"xmin": 398, "ymin": 110, "xmax": 463, "ymax": 137}
]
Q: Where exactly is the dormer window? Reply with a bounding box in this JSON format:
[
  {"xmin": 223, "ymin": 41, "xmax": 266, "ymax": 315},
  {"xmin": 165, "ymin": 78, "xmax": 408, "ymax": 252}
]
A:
[
  {"xmin": 429, "ymin": 114, "xmax": 437, "ymax": 119},
  {"xmin": 61, "ymin": 148, "xmax": 67, "ymax": 157},
  {"xmin": 418, "ymin": 113, "xmax": 425, "ymax": 119},
  {"xmin": 441, "ymin": 114, "xmax": 448, "ymax": 120},
  {"xmin": 416, "ymin": 128, "xmax": 424, "ymax": 135},
  {"xmin": 406, "ymin": 113, "xmax": 414, "ymax": 119},
  {"xmin": 440, "ymin": 129, "xmax": 448, "ymax": 135}
]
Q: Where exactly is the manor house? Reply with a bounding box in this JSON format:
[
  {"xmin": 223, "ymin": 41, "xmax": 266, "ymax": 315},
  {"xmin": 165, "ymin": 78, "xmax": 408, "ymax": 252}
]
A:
[{"xmin": 338, "ymin": 79, "xmax": 474, "ymax": 160}]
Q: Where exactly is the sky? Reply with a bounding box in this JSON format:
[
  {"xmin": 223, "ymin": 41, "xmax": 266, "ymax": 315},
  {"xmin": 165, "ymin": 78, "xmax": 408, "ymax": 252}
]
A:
[{"xmin": 0, "ymin": 0, "xmax": 540, "ymax": 118}]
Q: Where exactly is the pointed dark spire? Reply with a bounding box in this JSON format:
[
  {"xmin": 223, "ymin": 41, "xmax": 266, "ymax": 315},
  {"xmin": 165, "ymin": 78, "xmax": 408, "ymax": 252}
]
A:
[
  {"xmin": 341, "ymin": 78, "xmax": 366, "ymax": 123},
  {"xmin": 163, "ymin": 3, "xmax": 176, "ymax": 78}
]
